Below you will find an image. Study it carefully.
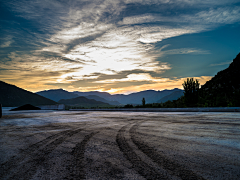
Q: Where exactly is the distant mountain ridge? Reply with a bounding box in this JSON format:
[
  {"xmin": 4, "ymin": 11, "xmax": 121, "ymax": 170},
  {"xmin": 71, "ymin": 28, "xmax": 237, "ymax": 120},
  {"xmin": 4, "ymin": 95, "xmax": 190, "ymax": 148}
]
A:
[
  {"xmin": 58, "ymin": 96, "xmax": 111, "ymax": 107},
  {"xmin": 85, "ymin": 95, "xmax": 120, "ymax": 105},
  {"xmin": 157, "ymin": 90, "xmax": 184, "ymax": 103},
  {"xmin": 0, "ymin": 81, "xmax": 57, "ymax": 107},
  {"xmin": 37, "ymin": 89, "xmax": 79, "ymax": 102}
]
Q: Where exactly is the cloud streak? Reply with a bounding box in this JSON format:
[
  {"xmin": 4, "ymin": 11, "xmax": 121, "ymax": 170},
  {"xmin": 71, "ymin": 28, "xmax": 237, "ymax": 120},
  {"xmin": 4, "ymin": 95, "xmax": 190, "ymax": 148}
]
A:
[{"xmin": 210, "ymin": 61, "xmax": 232, "ymax": 67}]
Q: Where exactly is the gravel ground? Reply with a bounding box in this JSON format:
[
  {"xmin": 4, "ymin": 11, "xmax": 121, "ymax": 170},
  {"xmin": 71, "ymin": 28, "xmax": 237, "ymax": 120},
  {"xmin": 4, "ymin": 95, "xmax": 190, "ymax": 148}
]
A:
[{"xmin": 0, "ymin": 110, "xmax": 240, "ymax": 180}]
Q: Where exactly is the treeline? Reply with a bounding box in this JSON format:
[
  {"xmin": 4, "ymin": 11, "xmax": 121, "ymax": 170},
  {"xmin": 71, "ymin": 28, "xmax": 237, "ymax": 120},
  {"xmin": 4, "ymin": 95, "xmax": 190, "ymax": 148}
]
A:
[{"xmin": 126, "ymin": 52, "xmax": 240, "ymax": 108}]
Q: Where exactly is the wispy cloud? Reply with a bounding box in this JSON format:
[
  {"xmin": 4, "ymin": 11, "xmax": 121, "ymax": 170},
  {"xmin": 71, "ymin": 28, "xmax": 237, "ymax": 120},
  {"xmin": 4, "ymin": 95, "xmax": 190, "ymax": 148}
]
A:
[
  {"xmin": 1, "ymin": 0, "xmax": 239, "ymax": 92},
  {"xmin": 163, "ymin": 48, "xmax": 210, "ymax": 55},
  {"xmin": 41, "ymin": 24, "xmax": 174, "ymax": 82},
  {"xmin": 123, "ymin": 0, "xmax": 239, "ymax": 6},
  {"xmin": 119, "ymin": 6, "xmax": 240, "ymax": 26},
  {"xmin": 0, "ymin": 36, "xmax": 13, "ymax": 48},
  {"xmin": 183, "ymin": 6, "xmax": 240, "ymax": 24},
  {"xmin": 210, "ymin": 61, "xmax": 232, "ymax": 66}
]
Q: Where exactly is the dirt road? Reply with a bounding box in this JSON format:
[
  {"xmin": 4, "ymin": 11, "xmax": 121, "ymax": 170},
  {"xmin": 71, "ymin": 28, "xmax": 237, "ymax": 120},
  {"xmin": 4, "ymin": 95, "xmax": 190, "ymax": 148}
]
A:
[{"xmin": 0, "ymin": 111, "xmax": 240, "ymax": 179}]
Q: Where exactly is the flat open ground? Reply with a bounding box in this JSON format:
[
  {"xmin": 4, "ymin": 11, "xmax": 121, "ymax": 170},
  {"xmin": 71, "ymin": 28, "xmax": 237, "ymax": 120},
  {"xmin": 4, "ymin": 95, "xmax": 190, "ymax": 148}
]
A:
[{"xmin": 0, "ymin": 110, "xmax": 240, "ymax": 180}]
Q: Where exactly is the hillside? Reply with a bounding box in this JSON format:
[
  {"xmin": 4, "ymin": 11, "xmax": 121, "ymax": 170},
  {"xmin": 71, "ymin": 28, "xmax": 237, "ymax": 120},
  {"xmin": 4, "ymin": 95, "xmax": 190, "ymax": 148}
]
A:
[
  {"xmin": 0, "ymin": 81, "xmax": 57, "ymax": 107},
  {"xmin": 73, "ymin": 91, "xmax": 112, "ymax": 100},
  {"xmin": 199, "ymin": 52, "xmax": 240, "ymax": 106},
  {"xmin": 157, "ymin": 90, "xmax": 184, "ymax": 103},
  {"xmin": 37, "ymin": 89, "xmax": 79, "ymax": 102},
  {"xmin": 58, "ymin": 96, "xmax": 111, "ymax": 107},
  {"xmin": 85, "ymin": 95, "xmax": 120, "ymax": 105}
]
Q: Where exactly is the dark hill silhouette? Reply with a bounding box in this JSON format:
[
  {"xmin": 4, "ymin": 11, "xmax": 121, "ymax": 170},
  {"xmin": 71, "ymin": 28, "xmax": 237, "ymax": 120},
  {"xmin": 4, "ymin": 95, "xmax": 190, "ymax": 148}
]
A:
[
  {"xmin": 37, "ymin": 89, "xmax": 79, "ymax": 102},
  {"xmin": 58, "ymin": 96, "xmax": 111, "ymax": 107},
  {"xmin": 73, "ymin": 91, "xmax": 112, "ymax": 101},
  {"xmin": 157, "ymin": 90, "xmax": 184, "ymax": 103},
  {"xmin": 0, "ymin": 81, "xmax": 57, "ymax": 107},
  {"xmin": 199, "ymin": 52, "xmax": 240, "ymax": 106},
  {"xmin": 10, "ymin": 104, "xmax": 41, "ymax": 111}
]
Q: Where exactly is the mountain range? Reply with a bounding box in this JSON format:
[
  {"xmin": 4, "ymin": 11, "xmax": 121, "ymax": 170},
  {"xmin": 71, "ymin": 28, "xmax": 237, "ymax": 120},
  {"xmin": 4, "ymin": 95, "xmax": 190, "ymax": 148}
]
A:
[
  {"xmin": 0, "ymin": 80, "xmax": 183, "ymax": 107},
  {"xmin": 36, "ymin": 88, "xmax": 184, "ymax": 105}
]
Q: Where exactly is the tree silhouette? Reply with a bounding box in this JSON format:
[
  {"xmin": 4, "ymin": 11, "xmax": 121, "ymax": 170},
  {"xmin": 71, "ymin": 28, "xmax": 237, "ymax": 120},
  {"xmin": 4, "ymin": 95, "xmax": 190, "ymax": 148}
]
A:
[
  {"xmin": 142, "ymin": 97, "xmax": 146, "ymax": 106},
  {"xmin": 182, "ymin": 78, "xmax": 200, "ymax": 107}
]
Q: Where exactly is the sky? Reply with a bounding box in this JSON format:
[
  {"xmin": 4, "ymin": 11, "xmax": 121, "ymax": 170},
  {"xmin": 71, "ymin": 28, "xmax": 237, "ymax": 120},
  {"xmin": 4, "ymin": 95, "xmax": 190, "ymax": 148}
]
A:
[{"xmin": 0, "ymin": 0, "xmax": 240, "ymax": 94}]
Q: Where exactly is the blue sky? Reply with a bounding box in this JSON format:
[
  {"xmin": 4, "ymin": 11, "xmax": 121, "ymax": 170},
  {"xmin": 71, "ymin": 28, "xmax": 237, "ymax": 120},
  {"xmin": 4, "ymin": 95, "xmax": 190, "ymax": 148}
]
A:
[{"xmin": 0, "ymin": 0, "xmax": 240, "ymax": 94}]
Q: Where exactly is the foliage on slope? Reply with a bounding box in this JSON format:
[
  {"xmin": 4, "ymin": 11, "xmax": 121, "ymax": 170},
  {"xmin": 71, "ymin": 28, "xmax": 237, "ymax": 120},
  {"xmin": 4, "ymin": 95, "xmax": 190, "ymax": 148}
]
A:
[
  {"xmin": 160, "ymin": 52, "xmax": 240, "ymax": 107},
  {"xmin": 198, "ymin": 53, "xmax": 240, "ymax": 107}
]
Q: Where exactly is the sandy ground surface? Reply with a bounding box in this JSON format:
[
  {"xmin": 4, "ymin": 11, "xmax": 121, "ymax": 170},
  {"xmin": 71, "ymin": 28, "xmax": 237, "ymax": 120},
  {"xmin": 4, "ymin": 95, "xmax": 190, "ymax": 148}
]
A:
[{"xmin": 0, "ymin": 109, "xmax": 240, "ymax": 180}]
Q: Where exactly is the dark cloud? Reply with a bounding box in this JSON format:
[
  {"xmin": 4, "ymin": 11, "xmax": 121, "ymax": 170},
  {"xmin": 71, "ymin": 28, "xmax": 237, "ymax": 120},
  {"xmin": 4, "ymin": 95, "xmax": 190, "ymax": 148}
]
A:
[
  {"xmin": 63, "ymin": 32, "xmax": 106, "ymax": 54},
  {"xmin": 39, "ymin": 51, "xmax": 86, "ymax": 64},
  {"xmin": 46, "ymin": 78, "xmax": 154, "ymax": 90}
]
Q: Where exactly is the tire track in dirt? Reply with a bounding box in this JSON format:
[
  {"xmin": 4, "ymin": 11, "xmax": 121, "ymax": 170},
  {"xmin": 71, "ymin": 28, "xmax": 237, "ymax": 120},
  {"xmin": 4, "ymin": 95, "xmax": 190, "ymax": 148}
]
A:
[
  {"xmin": 21, "ymin": 129, "xmax": 73, "ymax": 154},
  {"xmin": 116, "ymin": 123, "xmax": 169, "ymax": 180},
  {"xmin": 0, "ymin": 129, "xmax": 72, "ymax": 178},
  {"xmin": 130, "ymin": 122, "xmax": 206, "ymax": 180},
  {"xmin": 1, "ymin": 128, "xmax": 83, "ymax": 180},
  {"xmin": 67, "ymin": 131, "xmax": 99, "ymax": 180}
]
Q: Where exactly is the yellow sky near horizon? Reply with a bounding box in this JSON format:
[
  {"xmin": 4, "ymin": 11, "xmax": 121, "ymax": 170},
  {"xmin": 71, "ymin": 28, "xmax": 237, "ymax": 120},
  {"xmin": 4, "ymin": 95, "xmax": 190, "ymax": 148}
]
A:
[{"xmin": 1, "ymin": 75, "xmax": 212, "ymax": 94}]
